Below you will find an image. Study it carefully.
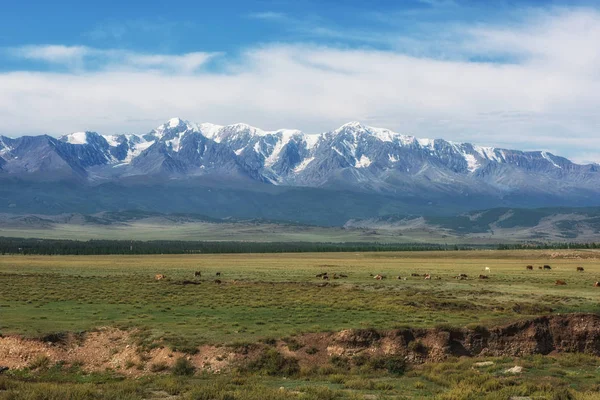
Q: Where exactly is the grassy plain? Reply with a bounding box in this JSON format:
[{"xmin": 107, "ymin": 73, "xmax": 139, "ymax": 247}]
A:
[
  {"xmin": 1, "ymin": 250, "xmax": 600, "ymax": 399},
  {"xmin": 1, "ymin": 250, "xmax": 600, "ymax": 344}
]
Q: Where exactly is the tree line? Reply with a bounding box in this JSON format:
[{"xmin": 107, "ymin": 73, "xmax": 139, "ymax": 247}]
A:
[{"xmin": 0, "ymin": 237, "xmax": 481, "ymax": 255}]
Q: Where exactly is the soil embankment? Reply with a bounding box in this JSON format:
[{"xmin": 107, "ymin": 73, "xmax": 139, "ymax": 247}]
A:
[{"xmin": 0, "ymin": 313, "xmax": 598, "ymax": 375}]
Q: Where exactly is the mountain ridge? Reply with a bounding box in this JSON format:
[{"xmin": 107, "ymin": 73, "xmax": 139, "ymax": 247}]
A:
[{"xmin": 1, "ymin": 118, "xmax": 600, "ymax": 224}]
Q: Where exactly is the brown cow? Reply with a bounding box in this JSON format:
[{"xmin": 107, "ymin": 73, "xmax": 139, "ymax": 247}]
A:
[
  {"xmin": 594, "ymin": 282, "xmax": 600, "ymax": 287},
  {"xmin": 538, "ymin": 266, "xmax": 543, "ymax": 270},
  {"xmin": 216, "ymin": 272, "xmax": 222, "ymax": 276},
  {"xmin": 374, "ymin": 274, "xmax": 383, "ymax": 280},
  {"xmin": 479, "ymin": 274, "xmax": 489, "ymax": 279},
  {"xmin": 577, "ymin": 267, "xmax": 584, "ymax": 272},
  {"xmin": 194, "ymin": 271, "xmax": 201, "ymax": 278},
  {"xmin": 155, "ymin": 274, "xmax": 166, "ymax": 281},
  {"xmin": 555, "ymin": 280, "xmax": 567, "ymax": 285},
  {"xmin": 424, "ymin": 274, "xmax": 431, "ymax": 280},
  {"xmin": 544, "ymin": 265, "xmax": 552, "ymax": 270},
  {"xmin": 526, "ymin": 265, "xmax": 533, "ymax": 270}
]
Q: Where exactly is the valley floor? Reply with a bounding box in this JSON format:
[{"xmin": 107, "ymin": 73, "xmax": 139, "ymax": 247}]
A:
[{"xmin": 1, "ymin": 250, "xmax": 600, "ymax": 399}]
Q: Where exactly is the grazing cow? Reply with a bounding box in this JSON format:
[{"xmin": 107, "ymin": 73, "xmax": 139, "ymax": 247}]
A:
[
  {"xmin": 594, "ymin": 282, "xmax": 600, "ymax": 287},
  {"xmin": 397, "ymin": 275, "xmax": 402, "ymax": 280},
  {"xmin": 459, "ymin": 274, "xmax": 468, "ymax": 278},
  {"xmin": 216, "ymin": 272, "xmax": 221, "ymax": 276},
  {"xmin": 577, "ymin": 267, "xmax": 584, "ymax": 272},
  {"xmin": 194, "ymin": 271, "xmax": 201, "ymax": 278},
  {"xmin": 538, "ymin": 266, "xmax": 543, "ymax": 270},
  {"xmin": 455, "ymin": 275, "xmax": 467, "ymax": 280},
  {"xmin": 316, "ymin": 273, "xmax": 327, "ymax": 278},
  {"xmin": 543, "ymin": 265, "xmax": 552, "ymax": 270},
  {"xmin": 411, "ymin": 273, "xmax": 420, "ymax": 277},
  {"xmin": 479, "ymin": 274, "xmax": 489, "ymax": 279},
  {"xmin": 424, "ymin": 274, "xmax": 431, "ymax": 280},
  {"xmin": 374, "ymin": 274, "xmax": 383, "ymax": 280},
  {"xmin": 154, "ymin": 274, "xmax": 166, "ymax": 281},
  {"xmin": 322, "ymin": 274, "xmax": 329, "ymax": 280},
  {"xmin": 484, "ymin": 267, "xmax": 491, "ymax": 272},
  {"xmin": 555, "ymin": 280, "xmax": 566, "ymax": 285},
  {"xmin": 214, "ymin": 279, "xmax": 222, "ymax": 284},
  {"xmin": 526, "ymin": 265, "xmax": 533, "ymax": 270}
]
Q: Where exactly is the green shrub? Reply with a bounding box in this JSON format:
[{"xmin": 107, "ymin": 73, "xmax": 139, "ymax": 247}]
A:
[
  {"xmin": 150, "ymin": 361, "xmax": 170, "ymax": 373},
  {"xmin": 368, "ymin": 355, "xmax": 406, "ymax": 375},
  {"xmin": 172, "ymin": 357, "xmax": 195, "ymax": 376},
  {"xmin": 244, "ymin": 349, "xmax": 299, "ymax": 377},
  {"xmin": 329, "ymin": 355, "xmax": 350, "ymax": 370},
  {"xmin": 28, "ymin": 355, "xmax": 51, "ymax": 370}
]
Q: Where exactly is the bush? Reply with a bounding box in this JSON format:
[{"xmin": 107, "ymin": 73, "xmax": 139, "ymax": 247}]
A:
[
  {"xmin": 408, "ymin": 340, "xmax": 428, "ymax": 354},
  {"xmin": 244, "ymin": 349, "xmax": 299, "ymax": 376},
  {"xmin": 172, "ymin": 357, "xmax": 195, "ymax": 376},
  {"xmin": 28, "ymin": 355, "xmax": 51, "ymax": 370},
  {"xmin": 329, "ymin": 355, "xmax": 350, "ymax": 370},
  {"xmin": 368, "ymin": 355, "xmax": 406, "ymax": 375},
  {"xmin": 150, "ymin": 361, "xmax": 170, "ymax": 373}
]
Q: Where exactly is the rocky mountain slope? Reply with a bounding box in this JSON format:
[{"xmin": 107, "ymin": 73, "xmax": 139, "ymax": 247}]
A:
[{"xmin": 1, "ymin": 118, "xmax": 599, "ymax": 223}]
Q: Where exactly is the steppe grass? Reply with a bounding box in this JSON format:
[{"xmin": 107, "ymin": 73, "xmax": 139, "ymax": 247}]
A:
[
  {"xmin": 1, "ymin": 353, "xmax": 600, "ymax": 399},
  {"xmin": 0, "ymin": 250, "xmax": 599, "ymax": 346}
]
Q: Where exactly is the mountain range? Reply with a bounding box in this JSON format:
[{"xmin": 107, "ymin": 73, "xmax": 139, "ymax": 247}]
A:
[{"xmin": 1, "ymin": 118, "xmax": 599, "ymax": 225}]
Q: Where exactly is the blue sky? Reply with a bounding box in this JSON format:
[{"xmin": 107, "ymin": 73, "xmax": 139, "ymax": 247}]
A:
[{"xmin": 2, "ymin": 0, "xmax": 600, "ymax": 163}]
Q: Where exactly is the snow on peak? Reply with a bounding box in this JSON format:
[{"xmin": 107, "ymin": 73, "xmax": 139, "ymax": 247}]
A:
[
  {"xmin": 264, "ymin": 130, "xmax": 298, "ymax": 167},
  {"xmin": 334, "ymin": 122, "xmax": 415, "ymax": 146},
  {"xmin": 464, "ymin": 154, "xmax": 479, "ymax": 172},
  {"xmin": 541, "ymin": 151, "xmax": 562, "ymax": 169},
  {"xmin": 198, "ymin": 123, "xmax": 223, "ymax": 140},
  {"xmin": 338, "ymin": 121, "xmax": 365, "ymax": 130},
  {"xmin": 293, "ymin": 157, "xmax": 315, "ymax": 173},
  {"xmin": 168, "ymin": 117, "xmax": 183, "ymax": 128},
  {"xmin": 417, "ymin": 138, "xmax": 435, "ymax": 149},
  {"xmin": 473, "ymin": 145, "xmax": 502, "ymax": 162},
  {"xmin": 65, "ymin": 132, "xmax": 89, "ymax": 145},
  {"xmin": 355, "ymin": 155, "xmax": 372, "ymax": 168}
]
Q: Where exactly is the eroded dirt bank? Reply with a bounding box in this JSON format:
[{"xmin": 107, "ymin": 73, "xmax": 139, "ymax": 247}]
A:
[{"xmin": 1, "ymin": 313, "xmax": 598, "ymax": 375}]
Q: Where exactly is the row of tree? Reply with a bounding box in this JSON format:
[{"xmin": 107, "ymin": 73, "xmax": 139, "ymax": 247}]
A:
[
  {"xmin": 2, "ymin": 237, "xmax": 596, "ymax": 255},
  {"xmin": 0, "ymin": 237, "xmax": 475, "ymax": 255}
]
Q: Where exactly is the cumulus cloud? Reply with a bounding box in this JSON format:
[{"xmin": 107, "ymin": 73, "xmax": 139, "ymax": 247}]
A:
[{"xmin": 1, "ymin": 8, "xmax": 600, "ymax": 162}]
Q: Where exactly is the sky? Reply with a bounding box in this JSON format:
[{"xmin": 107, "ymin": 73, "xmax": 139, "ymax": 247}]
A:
[{"xmin": 2, "ymin": 0, "xmax": 600, "ymax": 163}]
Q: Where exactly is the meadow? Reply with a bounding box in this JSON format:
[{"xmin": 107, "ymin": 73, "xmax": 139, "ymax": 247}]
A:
[{"xmin": 1, "ymin": 249, "xmax": 600, "ymax": 399}]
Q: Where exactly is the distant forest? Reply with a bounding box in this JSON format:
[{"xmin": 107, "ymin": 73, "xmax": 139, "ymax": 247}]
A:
[
  {"xmin": 0, "ymin": 237, "xmax": 598, "ymax": 255},
  {"xmin": 0, "ymin": 237, "xmax": 477, "ymax": 255}
]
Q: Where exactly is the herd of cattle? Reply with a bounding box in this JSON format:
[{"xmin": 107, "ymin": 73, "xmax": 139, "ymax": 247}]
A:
[{"xmin": 154, "ymin": 265, "xmax": 600, "ymax": 287}]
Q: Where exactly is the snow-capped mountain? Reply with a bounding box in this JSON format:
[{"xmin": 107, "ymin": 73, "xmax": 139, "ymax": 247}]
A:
[{"xmin": 1, "ymin": 118, "xmax": 599, "ymax": 209}]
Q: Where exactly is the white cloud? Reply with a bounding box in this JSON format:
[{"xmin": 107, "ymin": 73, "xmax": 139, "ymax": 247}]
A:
[
  {"xmin": 246, "ymin": 11, "xmax": 288, "ymax": 21},
  {"xmin": 5, "ymin": 45, "xmax": 218, "ymax": 74},
  {"xmin": 1, "ymin": 8, "xmax": 600, "ymax": 163}
]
